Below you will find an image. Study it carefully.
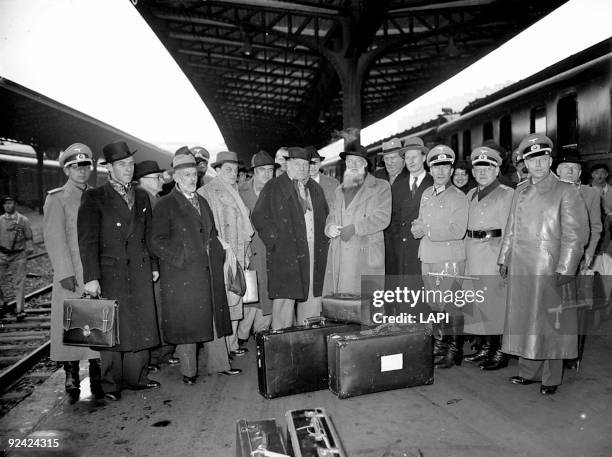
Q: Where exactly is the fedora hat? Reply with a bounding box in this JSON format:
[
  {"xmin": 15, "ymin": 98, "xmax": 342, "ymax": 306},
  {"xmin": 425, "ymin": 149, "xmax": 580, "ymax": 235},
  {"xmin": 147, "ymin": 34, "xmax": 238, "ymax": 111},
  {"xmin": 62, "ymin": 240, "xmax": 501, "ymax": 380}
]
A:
[
  {"xmin": 305, "ymin": 145, "xmax": 324, "ymax": 161},
  {"xmin": 378, "ymin": 137, "xmax": 404, "ymax": 156},
  {"xmin": 172, "ymin": 146, "xmax": 197, "ymax": 171},
  {"xmin": 211, "ymin": 150, "xmax": 239, "ymax": 168},
  {"xmin": 340, "ymin": 142, "xmax": 369, "ymax": 160},
  {"xmin": 250, "ymin": 151, "xmax": 279, "ymax": 170},
  {"xmin": 283, "ymin": 147, "xmax": 312, "ymax": 162},
  {"xmin": 101, "ymin": 141, "xmax": 136, "ymax": 164},
  {"xmin": 402, "ymin": 136, "xmax": 429, "ymax": 154},
  {"xmin": 134, "ymin": 160, "xmax": 165, "ymax": 180}
]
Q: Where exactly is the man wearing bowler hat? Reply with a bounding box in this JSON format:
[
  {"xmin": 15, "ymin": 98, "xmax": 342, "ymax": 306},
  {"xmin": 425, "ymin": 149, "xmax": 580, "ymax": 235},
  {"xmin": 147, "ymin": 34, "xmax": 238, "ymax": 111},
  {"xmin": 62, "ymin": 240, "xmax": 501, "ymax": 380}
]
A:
[
  {"xmin": 133, "ymin": 161, "xmax": 180, "ymax": 372},
  {"xmin": 252, "ymin": 147, "xmax": 329, "ymax": 329},
  {"xmin": 78, "ymin": 141, "xmax": 161, "ymax": 401},
  {"xmin": 306, "ymin": 145, "xmax": 340, "ymax": 210},
  {"xmin": 498, "ymin": 134, "xmax": 588, "ymax": 395},
  {"xmin": 236, "ymin": 151, "xmax": 278, "ymax": 342}
]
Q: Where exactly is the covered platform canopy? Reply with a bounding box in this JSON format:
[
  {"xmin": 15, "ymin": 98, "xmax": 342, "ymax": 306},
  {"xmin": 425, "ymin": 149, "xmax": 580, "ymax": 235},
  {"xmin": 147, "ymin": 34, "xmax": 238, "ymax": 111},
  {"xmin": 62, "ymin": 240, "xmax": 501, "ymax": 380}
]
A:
[{"xmin": 136, "ymin": 0, "xmax": 567, "ymax": 154}]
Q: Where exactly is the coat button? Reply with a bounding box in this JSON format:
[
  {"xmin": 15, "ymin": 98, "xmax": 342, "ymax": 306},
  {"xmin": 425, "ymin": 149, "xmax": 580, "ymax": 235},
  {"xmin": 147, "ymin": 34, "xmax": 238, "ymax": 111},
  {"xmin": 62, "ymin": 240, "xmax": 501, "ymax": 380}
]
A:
[{"xmin": 402, "ymin": 238, "xmax": 407, "ymax": 242}]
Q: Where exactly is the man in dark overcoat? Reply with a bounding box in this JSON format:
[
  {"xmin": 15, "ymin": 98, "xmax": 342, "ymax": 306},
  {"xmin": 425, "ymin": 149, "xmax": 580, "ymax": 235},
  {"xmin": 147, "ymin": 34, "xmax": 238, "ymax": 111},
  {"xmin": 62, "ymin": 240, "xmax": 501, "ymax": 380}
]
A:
[
  {"xmin": 252, "ymin": 147, "xmax": 329, "ymax": 329},
  {"xmin": 150, "ymin": 148, "xmax": 235, "ymax": 383},
  {"xmin": 78, "ymin": 141, "xmax": 160, "ymax": 401}
]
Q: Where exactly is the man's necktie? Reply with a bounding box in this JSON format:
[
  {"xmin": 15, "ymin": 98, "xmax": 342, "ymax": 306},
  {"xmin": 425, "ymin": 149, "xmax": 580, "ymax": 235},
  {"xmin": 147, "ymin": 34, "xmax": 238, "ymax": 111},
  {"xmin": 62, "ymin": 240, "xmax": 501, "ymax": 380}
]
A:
[
  {"xmin": 293, "ymin": 180, "xmax": 312, "ymax": 213},
  {"xmin": 411, "ymin": 176, "xmax": 418, "ymax": 197},
  {"xmin": 188, "ymin": 195, "xmax": 201, "ymax": 215},
  {"xmin": 111, "ymin": 181, "xmax": 135, "ymax": 210}
]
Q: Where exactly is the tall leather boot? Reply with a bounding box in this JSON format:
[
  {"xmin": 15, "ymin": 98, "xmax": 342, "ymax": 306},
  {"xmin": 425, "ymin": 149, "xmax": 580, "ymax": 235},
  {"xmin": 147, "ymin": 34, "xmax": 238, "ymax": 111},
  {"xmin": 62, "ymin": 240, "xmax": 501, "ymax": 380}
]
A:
[
  {"xmin": 432, "ymin": 322, "xmax": 448, "ymax": 357},
  {"xmin": 88, "ymin": 358, "xmax": 104, "ymax": 399},
  {"xmin": 480, "ymin": 335, "xmax": 508, "ymax": 370},
  {"xmin": 464, "ymin": 336, "xmax": 491, "ymax": 364},
  {"xmin": 435, "ymin": 315, "xmax": 464, "ymax": 369},
  {"xmin": 63, "ymin": 361, "xmax": 80, "ymax": 404}
]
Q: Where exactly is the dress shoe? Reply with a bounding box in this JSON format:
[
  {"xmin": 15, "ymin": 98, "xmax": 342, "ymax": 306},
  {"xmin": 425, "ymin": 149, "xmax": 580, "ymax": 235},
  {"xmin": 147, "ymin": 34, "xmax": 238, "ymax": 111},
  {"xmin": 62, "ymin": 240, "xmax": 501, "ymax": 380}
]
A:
[
  {"xmin": 66, "ymin": 388, "xmax": 80, "ymax": 405},
  {"xmin": 166, "ymin": 357, "xmax": 180, "ymax": 365},
  {"xmin": 218, "ymin": 368, "xmax": 242, "ymax": 376},
  {"xmin": 148, "ymin": 364, "xmax": 160, "ymax": 373},
  {"xmin": 480, "ymin": 350, "xmax": 509, "ymax": 371},
  {"xmin": 105, "ymin": 392, "xmax": 122, "ymax": 401},
  {"xmin": 540, "ymin": 385, "xmax": 558, "ymax": 395},
  {"xmin": 183, "ymin": 375, "xmax": 197, "ymax": 385},
  {"xmin": 510, "ymin": 376, "xmax": 536, "ymax": 385},
  {"xmin": 230, "ymin": 348, "xmax": 248, "ymax": 357},
  {"xmin": 128, "ymin": 380, "xmax": 161, "ymax": 390}
]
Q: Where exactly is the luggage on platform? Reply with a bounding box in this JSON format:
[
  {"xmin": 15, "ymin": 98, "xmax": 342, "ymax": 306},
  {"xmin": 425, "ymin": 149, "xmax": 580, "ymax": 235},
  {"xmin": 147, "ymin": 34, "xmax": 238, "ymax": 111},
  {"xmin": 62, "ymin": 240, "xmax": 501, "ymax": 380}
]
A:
[
  {"xmin": 285, "ymin": 408, "xmax": 347, "ymax": 457},
  {"xmin": 322, "ymin": 293, "xmax": 374, "ymax": 325},
  {"xmin": 235, "ymin": 418, "xmax": 288, "ymax": 457},
  {"xmin": 256, "ymin": 317, "xmax": 359, "ymax": 399},
  {"xmin": 327, "ymin": 324, "xmax": 433, "ymax": 399}
]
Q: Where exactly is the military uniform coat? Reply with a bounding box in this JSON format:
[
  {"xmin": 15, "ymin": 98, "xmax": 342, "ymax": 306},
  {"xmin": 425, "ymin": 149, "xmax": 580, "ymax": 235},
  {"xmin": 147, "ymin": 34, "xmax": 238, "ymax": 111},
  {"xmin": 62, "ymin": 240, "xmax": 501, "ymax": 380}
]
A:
[
  {"xmin": 43, "ymin": 181, "xmax": 99, "ymax": 361},
  {"xmin": 463, "ymin": 181, "xmax": 513, "ymax": 335},
  {"xmin": 323, "ymin": 174, "xmax": 391, "ymax": 295},
  {"xmin": 238, "ymin": 179, "xmax": 273, "ymax": 315},
  {"xmin": 251, "ymin": 173, "xmax": 329, "ymax": 300},
  {"xmin": 150, "ymin": 188, "xmax": 232, "ymax": 344},
  {"xmin": 78, "ymin": 182, "xmax": 160, "ymax": 352},
  {"xmin": 498, "ymin": 173, "xmax": 589, "ymax": 359}
]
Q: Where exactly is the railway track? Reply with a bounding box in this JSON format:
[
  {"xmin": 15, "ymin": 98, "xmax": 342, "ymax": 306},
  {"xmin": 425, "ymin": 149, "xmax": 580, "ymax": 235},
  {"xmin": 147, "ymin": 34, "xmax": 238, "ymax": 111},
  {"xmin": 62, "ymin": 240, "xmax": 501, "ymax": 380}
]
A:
[{"xmin": 0, "ymin": 250, "xmax": 56, "ymax": 417}]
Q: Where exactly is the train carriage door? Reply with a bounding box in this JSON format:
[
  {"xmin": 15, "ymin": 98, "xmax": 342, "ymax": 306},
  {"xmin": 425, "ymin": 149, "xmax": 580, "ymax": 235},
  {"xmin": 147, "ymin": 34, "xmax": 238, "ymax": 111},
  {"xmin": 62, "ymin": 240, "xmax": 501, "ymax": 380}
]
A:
[
  {"xmin": 483, "ymin": 121, "xmax": 493, "ymax": 141},
  {"xmin": 530, "ymin": 106, "xmax": 547, "ymax": 134},
  {"xmin": 462, "ymin": 130, "xmax": 471, "ymax": 159},
  {"xmin": 557, "ymin": 94, "xmax": 578, "ymax": 149},
  {"xmin": 499, "ymin": 115, "xmax": 512, "ymax": 152}
]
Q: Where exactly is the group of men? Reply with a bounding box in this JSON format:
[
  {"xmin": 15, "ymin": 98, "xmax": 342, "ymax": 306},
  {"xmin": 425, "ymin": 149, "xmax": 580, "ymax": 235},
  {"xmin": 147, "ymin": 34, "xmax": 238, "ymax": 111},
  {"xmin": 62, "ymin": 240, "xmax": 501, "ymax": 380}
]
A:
[{"xmin": 7, "ymin": 128, "xmax": 609, "ymax": 404}]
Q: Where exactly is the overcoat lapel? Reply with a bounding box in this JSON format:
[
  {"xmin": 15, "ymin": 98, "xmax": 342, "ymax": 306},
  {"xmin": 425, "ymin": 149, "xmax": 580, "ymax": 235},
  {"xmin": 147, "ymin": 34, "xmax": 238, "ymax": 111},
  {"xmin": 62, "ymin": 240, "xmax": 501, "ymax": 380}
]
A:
[
  {"xmin": 103, "ymin": 183, "xmax": 132, "ymax": 240},
  {"xmin": 279, "ymin": 174, "xmax": 307, "ymax": 233}
]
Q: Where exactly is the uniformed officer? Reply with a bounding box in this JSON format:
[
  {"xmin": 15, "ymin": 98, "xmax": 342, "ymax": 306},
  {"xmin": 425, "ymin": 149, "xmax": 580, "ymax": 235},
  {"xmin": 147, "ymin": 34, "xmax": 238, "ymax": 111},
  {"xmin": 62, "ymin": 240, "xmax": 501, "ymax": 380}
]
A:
[
  {"xmin": 412, "ymin": 145, "xmax": 468, "ymax": 368},
  {"xmin": 463, "ymin": 147, "xmax": 514, "ymax": 370},
  {"xmin": 43, "ymin": 144, "xmax": 102, "ymax": 402},
  {"xmin": 0, "ymin": 195, "xmax": 33, "ymax": 320}
]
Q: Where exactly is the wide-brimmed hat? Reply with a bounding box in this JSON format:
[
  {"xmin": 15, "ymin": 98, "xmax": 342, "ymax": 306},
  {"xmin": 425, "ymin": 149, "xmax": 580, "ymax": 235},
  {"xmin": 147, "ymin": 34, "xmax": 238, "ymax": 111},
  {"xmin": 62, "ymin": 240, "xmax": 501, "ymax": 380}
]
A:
[
  {"xmin": 134, "ymin": 160, "xmax": 165, "ymax": 180},
  {"xmin": 172, "ymin": 146, "xmax": 197, "ymax": 171},
  {"xmin": 211, "ymin": 150, "xmax": 240, "ymax": 168},
  {"xmin": 251, "ymin": 151, "xmax": 279, "ymax": 170},
  {"xmin": 59, "ymin": 143, "xmax": 93, "ymax": 168},
  {"xmin": 283, "ymin": 147, "xmax": 312, "ymax": 162},
  {"xmin": 340, "ymin": 142, "xmax": 369, "ymax": 161},
  {"xmin": 402, "ymin": 136, "xmax": 429, "ymax": 154},
  {"xmin": 101, "ymin": 141, "xmax": 136, "ymax": 165},
  {"xmin": 378, "ymin": 137, "xmax": 404, "ymax": 156}
]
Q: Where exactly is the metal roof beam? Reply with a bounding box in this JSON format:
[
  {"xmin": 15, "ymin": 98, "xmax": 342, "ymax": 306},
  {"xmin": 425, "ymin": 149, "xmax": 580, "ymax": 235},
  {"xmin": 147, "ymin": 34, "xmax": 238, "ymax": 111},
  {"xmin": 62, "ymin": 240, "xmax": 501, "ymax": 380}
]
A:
[{"xmin": 204, "ymin": 0, "xmax": 343, "ymax": 17}]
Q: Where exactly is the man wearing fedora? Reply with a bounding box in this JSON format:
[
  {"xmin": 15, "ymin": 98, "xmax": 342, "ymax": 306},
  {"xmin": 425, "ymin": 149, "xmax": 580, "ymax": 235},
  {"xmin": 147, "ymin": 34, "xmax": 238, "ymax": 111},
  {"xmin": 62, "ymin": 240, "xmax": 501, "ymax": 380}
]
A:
[
  {"xmin": 236, "ymin": 151, "xmax": 278, "ymax": 341},
  {"xmin": 43, "ymin": 144, "xmax": 102, "ymax": 403},
  {"xmin": 252, "ymin": 147, "xmax": 329, "ymax": 329},
  {"xmin": 307, "ymin": 146, "xmax": 340, "ymax": 210},
  {"xmin": 133, "ymin": 161, "xmax": 180, "ymax": 372},
  {"xmin": 499, "ymin": 134, "xmax": 588, "ymax": 395},
  {"xmin": 151, "ymin": 148, "xmax": 236, "ymax": 383},
  {"xmin": 78, "ymin": 141, "xmax": 161, "ymax": 401},
  {"xmin": 323, "ymin": 143, "xmax": 391, "ymax": 295},
  {"xmin": 199, "ymin": 151, "xmax": 254, "ymax": 357}
]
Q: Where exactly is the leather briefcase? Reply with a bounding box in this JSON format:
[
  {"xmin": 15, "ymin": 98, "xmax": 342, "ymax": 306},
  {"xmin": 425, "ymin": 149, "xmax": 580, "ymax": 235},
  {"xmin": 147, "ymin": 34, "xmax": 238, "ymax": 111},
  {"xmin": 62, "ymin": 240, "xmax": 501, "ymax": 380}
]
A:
[
  {"xmin": 322, "ymin": 293, "xmax": 374, "ymax": 325},
  {"xmin": 63, "ymin": 297, "xmax": 119, "ymax": 348},
  {"xmin": 285, "ymin": 408, "xmax": 347, "ymax": 457}
]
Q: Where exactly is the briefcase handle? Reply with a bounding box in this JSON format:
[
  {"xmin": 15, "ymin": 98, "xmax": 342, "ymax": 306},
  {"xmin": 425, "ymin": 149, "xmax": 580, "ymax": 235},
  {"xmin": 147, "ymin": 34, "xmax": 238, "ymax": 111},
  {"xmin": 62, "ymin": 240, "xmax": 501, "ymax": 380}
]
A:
[
  {"xmin": 360, "ymin": 322, "xmax": 400, "ymax": 336},
  {"xmin": 302, "ymin": 316, "xmax": 327, "ymax": 328}
]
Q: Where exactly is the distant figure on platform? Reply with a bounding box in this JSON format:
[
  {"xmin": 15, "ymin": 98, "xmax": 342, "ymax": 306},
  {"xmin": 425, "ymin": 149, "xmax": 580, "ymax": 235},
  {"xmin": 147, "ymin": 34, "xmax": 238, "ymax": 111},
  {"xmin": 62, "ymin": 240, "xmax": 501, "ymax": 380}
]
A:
[
  {"xmin": 306, "ymin": 145, "xmax": 340, "ymax": 210},
  {"xmin": 323, "ymin": 143, "xmax": 391, "ymax": 294},
  {"xmin": 590, "ymin": 163, "xmax": 612, "ymax": 253},
  {"xmin": 499, "ymin": 134, "xmax": 588, "ymax": 395},
  {"xmin": 151, "ymin": 148, "xmax": 236, "ymax": 383},
  {"xmin": 237, "ymin": 151, "xmax": 278, "ymax": 342},
  {"xmin": 43, "ymin": 144, "xmax": 102, "ymax": 403},
  {"xmin": 274, "ymin": 147, "xmax": 289, "ymax": 176},
  {"xmin": 452, "ymin": 160, "xmax": 477, "ymax": 194},
  {"xmin": 199, "ymin": 151, "xmax": 254, "ymax": 358},
  {"xmin": 252, "ymin": 147, "xmax": 329, "ymax": 329},
  {"xmin": 78, "ymin": 141, "xmax": 161, "ymax": 401},
  {"xmin": 0, "ymin": 195, "xmax": 33, "ymax": 321},
  {"xmin": 502, "ymin": 148, "xmax": 529, "ymax": 189},
  {"xmin": 133, "ymin": 160, "xmax": 180, "ymax": 372}
]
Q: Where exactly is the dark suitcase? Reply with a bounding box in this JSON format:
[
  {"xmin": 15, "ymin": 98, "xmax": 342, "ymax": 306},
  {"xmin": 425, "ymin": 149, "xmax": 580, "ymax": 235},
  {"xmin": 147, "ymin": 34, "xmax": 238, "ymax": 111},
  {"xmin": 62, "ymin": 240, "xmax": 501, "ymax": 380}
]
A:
[
  {"xmin": 256, "ymin": 317, "xmax": 359, "ymax": 399},
  {"xmin": 235, "ymin": 418, "xmax": 288, "ymax": 457},
  {"xmin": 285, "ymin": 408, "xmax": 347, "ymax": 457},
  {"xmin": 328, "ymin": 324, "xmax": 433, "ymax": 399},
  {"xmin": 322, "ymin": 293, "xmax": 374, "ymax": 325}
]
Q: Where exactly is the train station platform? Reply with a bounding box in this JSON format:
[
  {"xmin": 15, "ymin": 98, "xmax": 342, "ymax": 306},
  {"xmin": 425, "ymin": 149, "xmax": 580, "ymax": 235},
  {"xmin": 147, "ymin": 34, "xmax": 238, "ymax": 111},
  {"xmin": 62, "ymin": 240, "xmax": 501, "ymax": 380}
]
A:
[{"xmin": 2, "ymin": 322, "xmax": 612, "ymax": 457}]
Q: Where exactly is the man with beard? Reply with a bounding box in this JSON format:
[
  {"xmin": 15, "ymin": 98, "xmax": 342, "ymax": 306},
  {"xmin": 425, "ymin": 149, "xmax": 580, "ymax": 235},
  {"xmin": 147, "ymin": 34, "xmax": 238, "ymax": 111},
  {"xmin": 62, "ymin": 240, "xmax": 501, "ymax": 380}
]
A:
[
  {"xmin": 412, "ymin": 145, "xmax": 468, "ymax": 369},
  {"xmin": 252, "ymin": 147, "xmax": 329, "ymax": 329},
  {"xmin": 236, "ymin": 151, "xmax": 279, "ymax": 342},
  {"xmin": 499, "ymin": 134, "xmax": 588, "ymax": 395},
  {"xmin": 323, "ymin": 143, "xmax": 391, "ymax": 294}
]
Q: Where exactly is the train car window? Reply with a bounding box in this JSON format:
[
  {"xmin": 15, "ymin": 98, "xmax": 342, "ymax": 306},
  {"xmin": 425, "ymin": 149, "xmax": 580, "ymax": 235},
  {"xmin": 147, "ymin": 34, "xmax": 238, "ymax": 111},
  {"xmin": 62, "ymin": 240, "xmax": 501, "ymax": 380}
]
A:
[
  {"xmin": 462, "ymin": 130, "xmax": 471, "ymax": 158},
  {"xmin": 483, "ymin": 122, "xmax": 493, "ymax": 141},
  {"xmin": 451, "ymin": 134, "xmax": 459, "ymax": 154},
  {"xmin": 499, "ymin": 115, "xmax": 512, "ymax": 152},
  {"xmin": 530, "ymin": 106, "xmax": 546, "ymax": 134},
  {"xmin": 557, "ymin": 94, "xmax": 578, "ymax": 148}
]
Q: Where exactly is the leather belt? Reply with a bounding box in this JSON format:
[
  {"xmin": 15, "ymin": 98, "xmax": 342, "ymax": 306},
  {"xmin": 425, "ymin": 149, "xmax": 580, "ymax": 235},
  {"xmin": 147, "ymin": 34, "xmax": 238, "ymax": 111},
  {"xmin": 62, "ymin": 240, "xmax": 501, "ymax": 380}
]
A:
[{"xmin": 467, "ymin": 229, "xmax": 502, "ymax": 239}]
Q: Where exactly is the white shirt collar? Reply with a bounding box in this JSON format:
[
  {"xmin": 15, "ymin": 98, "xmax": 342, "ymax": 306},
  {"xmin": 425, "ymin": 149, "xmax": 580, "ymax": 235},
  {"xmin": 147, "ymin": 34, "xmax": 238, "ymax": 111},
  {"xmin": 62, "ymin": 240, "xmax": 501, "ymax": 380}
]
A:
[{"xmin": 410, "ymin": 169, "xmax": 426, "ymax": 187}]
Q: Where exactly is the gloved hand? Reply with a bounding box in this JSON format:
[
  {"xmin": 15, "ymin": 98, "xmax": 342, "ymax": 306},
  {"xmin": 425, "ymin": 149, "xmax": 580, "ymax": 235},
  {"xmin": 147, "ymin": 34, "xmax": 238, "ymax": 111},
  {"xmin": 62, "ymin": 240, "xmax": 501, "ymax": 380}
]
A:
[
  {"xmin": 498, "ymin": 264, "xmax": 508, "ymax": 280},
  {"xmin": 339, "ymin": 224, "xmax": 355, "ymax": 242},
  {"xmin": 60, "ymin": 276, "xmax": 78, "ymax": 292},
  {"xmin": 555, "ymin": 272, "xmax": 575, "ymax": 286}
]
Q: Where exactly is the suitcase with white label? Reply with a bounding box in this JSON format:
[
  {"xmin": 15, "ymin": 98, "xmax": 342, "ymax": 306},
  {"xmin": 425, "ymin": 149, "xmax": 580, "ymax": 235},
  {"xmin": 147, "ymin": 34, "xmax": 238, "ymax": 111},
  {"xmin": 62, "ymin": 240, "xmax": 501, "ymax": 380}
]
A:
[{"xmin": 327, "ymin": 324, "xmax": 433, "ymax": 399}]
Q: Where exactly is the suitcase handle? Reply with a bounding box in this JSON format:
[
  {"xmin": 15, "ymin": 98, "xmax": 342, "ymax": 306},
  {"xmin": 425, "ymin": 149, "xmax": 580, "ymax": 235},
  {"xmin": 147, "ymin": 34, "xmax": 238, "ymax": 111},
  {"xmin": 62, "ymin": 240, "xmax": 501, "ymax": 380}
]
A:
[
  {"xmin": 302, "ymin": 316, "xmax": 326, "ymax": 327},
  {"xmin": 360, "ymin": 322, "xmax": 400, "ymax": 335}
]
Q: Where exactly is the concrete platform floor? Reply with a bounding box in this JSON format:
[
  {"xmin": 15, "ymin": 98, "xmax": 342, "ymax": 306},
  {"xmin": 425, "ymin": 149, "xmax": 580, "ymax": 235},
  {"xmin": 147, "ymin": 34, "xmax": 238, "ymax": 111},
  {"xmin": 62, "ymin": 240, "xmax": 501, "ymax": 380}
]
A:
[{"xmin": 2, "ymin": 326, "xmax": 612, "ymax": 457}]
